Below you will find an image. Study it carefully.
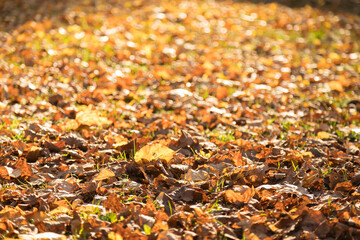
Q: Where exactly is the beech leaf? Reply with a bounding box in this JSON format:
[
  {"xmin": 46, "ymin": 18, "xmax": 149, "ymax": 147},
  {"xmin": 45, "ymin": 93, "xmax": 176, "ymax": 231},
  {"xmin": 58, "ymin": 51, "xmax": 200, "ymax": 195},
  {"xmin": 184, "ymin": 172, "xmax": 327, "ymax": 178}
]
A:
[{"xmin": 135, "ymin": 143, "xmax": 175, "ymax": 165}]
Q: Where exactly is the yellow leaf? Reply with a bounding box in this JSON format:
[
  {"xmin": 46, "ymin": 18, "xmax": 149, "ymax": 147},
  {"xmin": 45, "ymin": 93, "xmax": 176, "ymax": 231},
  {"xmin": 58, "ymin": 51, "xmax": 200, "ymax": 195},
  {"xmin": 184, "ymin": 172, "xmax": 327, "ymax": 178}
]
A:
[
  {"xmin": 0, "ymin": 206, "xmax": 25, "ymax": 218},
  {"xmin": 109, "ymin": 135, "xmax": 129, "ymax": 148},
  {"xmin": 202, "ymin": 61, "xmax": 214, "ymax": 71},
  {"xmin": 157, "ymin": 70, "xmax": 171, "ymax": 80},
  {"xmin": 50, "ymin": 206, "xmax": 71, "ymax": 216},
  {"xmin": 16, "ymin": 33, "xmax": 27, "ymax": 42},
  {"xmin": 329, "ymin": 52, "xmax": 340, "ymax": 61},
  {"xmin": 317, "ymin": 131, "xmax": 330, "ymax": 139},
  {"xmin": 313, "ymin": 38, "xmax": 321, "ymax": 46},
  {"xmin": 144, "ymin": 45, "xmax": 152, "ymax": 58},
  {"xmin": 328, "ymin": 81, "xmax": 343, "ymax": 92},
  {"xmin": 95, "ymin": 168, "xmax": 115, "ymax": 181},
  {"xmin": 99, "ymin": 88, "xmax": 116, "ymax": 95},
  {"xmin": 134, "ymin": 143, "xmax": 175, "ymax": 165},
  {"xmin": 76, "ymin": 110, "xmax": 112, "ymax": 126},
  {"xmin": 30, "ymin": 146, "xmax": 41, "ymax": 152},
  {"xmin": 59, "ymin": 77, "xmax": 70, "ymax": 84},
  {"xmin": 62, "ymin": 48, "xmax": 76, "ymax": 56},
  {"xmin": 108, "ymin": 232, "xmax": 123, "ymax": 240},
  {"xmin": 302, "ymin": 151, "xmax": 314, "ymax": 158},
  {"xmin": 63, "ymin": 119, "xmax": 80, "ymax": 130},
  {"xmin": 36, "ymin": 31, "xmax": 45, "ymax": 39}
]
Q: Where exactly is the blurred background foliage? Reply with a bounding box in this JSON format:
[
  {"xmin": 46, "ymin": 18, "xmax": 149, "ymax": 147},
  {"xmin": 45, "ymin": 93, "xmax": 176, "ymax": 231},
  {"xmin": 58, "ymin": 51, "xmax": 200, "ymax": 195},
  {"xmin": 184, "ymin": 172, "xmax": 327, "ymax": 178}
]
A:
[{"xmin": 0, "ymin": 0, "xmax": 359, "ymax": 33}]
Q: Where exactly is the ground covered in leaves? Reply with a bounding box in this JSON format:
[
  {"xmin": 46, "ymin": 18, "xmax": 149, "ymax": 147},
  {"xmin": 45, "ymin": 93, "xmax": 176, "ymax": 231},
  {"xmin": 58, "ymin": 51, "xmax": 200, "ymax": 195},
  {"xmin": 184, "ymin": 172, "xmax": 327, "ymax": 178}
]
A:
[{"xmin": 1, "ymin": 0, "xmax": 360, "ymax": 239}]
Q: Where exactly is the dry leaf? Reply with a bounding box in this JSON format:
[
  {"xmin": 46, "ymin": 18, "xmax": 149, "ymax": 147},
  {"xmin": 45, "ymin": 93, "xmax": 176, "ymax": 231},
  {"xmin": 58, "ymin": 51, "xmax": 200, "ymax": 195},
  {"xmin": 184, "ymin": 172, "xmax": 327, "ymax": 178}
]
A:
[
  {"xmin": 317, "ymin": 131, "xmax": 330, "ymax": 139},
  {"xmin": 103, "ymin": 193, "xmax": 124, "ymax": 213},
  {"xmin": 108, "ymin": 231, "xmax": 124, "ymax": 240},
  {"xmin": 215, "ymin": 86, "xmax": 229, "ymax": 100},
  {"xmin": 49, "ymin": 206, "xmax": 72, "ymax": 216},
  {"xmin": 0, "ymin": 166, "xmax": 10, "ymax": 180},
  {"xmin": 328, "ymin": 81, "xmax": 343, "ymax": 92},
  {"xmin": 135, "ymin": 143, "xmax": 175, "ymax": 164},
  {"xmin": 94, "ymin": 168, "xmax": 116, "ymax": 181},
  {"xmin": 224, "ymin": 186, "xmax": 255, "ymax": 205},
  {"xmin": 76, "ymin": 109, "xmax": 112, "ymax": 126},
  {"xmin": 232, "ymin": 151, "xmax": 245, "ymax": 167}
]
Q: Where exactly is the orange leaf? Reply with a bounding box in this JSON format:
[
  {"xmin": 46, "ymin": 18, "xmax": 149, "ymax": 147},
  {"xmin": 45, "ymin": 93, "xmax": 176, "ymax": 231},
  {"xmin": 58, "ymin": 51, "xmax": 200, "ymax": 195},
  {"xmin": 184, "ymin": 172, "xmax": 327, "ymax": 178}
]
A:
[
  {"xmin": 232, "ymin": 151, "xmax": 245, "ymax": 167},
  {"xmin": 334, "ymin": 181, "xmax": 353, "ymax": 193},
  {"xmin": 328, "ymin": 81, "xmax": 343, "ymax": 92},
  {"xmin": 94, "ymin": 168, "xmax": 115, "ymax": 181},
  {"xmin": 224, "ymin": 186, "xmax": 255, "ymax": 205},
  {"xmin": 103, "ymin": 193, "xmax": 124, "ymax": 213},
  {"xmin": 215, "ymin": 86, "xmax": 229, "ymax": 100},
  {"xmin": 0, "ymin": 167, "xmax": 10, "ymax": 180},
  {"xmin": 14, "ymin": 158, "xmax": 32, "ymax": 179}
]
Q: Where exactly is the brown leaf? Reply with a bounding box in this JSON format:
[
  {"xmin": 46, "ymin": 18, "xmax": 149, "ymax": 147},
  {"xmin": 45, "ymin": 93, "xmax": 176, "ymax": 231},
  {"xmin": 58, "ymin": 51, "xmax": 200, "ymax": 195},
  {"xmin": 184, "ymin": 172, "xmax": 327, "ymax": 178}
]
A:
[
  {"xmin": 334, "ymin": 181, "xmax": 353, "ymax": 193},
  {"xmin": 224, "ymin": 186, "xmax": 255, "ymax": 205},
  {"xmin": 61, "ymin": 134, "xmax": 87, "ymax": 151},
  {"xmin": 232, "ymin": 151, "xmax": 245, "ymax": 167},
  {"xmin": 156, "ymin": 192, "xmax": 176, "ymax": 216},
  {"xmin": 4, "ymin": 166, "xmax": 21, "ymax": 178},
  {"xmin": 0, "ymin": 218, "xmax": 15, "ymax": 235},
  {"xmin": 44, "ymin": 140, "xmax": 66, "ymax": 152},
  {"xmin": 184, "ymin": 169, "xmax": 210, "ymax": 182},
  {"xmin": 103, "ymin": 193, "xmax": 125, "ymax": 213},
  {"xmin": 71, "ymin": 210, "xmax": 82, "ymax": 235},
  {"xmin": 14, "ymin": 157, "xmax": 32, "ymax": 179},
  {"xmin": 140, "ymin": 199, "xmax": 157, "ymax": 217},
  {"xmin": 26, "ymin": 146, "xmax": 42, "ymax": 162}
]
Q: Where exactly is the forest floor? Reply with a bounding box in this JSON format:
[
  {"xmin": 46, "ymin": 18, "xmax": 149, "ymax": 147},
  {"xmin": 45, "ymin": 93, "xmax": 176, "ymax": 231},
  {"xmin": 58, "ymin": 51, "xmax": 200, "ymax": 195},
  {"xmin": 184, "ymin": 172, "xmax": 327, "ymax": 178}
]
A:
[{"xmin": 0, "ymin": 0, "xmax": 360, "ymax": 239}]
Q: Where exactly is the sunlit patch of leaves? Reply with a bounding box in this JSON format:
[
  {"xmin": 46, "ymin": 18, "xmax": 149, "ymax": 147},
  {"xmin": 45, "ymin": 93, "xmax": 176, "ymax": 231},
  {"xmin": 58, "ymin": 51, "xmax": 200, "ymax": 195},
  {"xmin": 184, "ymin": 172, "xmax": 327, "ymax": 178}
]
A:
[{"xmin": 0, "ymin": 0, "xmax": 359, "ymax": 239}]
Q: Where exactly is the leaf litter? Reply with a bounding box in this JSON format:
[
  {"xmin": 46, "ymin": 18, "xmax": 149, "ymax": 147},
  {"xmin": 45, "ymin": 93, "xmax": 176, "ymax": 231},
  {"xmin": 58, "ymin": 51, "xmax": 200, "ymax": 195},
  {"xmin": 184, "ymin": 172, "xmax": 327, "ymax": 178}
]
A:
[{"xmin": 0, "ymin": 0, "xmax": 360, "ymax": 239}]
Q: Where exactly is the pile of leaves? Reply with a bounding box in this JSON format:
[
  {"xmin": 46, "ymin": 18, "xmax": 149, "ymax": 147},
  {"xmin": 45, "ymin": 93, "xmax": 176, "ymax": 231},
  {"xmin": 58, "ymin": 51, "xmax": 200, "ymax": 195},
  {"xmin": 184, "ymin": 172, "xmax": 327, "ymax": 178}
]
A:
[{"xmin": 0, "ymin": 0, "xmax": 360, "ymax": 239}]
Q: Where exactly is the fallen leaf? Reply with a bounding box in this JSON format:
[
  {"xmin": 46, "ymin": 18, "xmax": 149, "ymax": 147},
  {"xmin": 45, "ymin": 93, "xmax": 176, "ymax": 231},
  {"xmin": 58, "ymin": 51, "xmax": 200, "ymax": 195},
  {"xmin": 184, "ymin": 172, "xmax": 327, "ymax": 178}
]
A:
[
  {"xmin": 14, "ymin": 157, "xmax": 32, "ymax": 179},
  {"xmin": 103, "ymin": 193, "xmax": 125, "ymax": 213},
  {"xmin": 334, "ymin": 181, "xmax": 353, "ymax": 193},
  {"xmin": 215, "ymin": 86, "xmax": 229, "ymax": 100},
  {"xmin": 184, "ymin": 169, "xmax": 210, "ymax": 182},
  {"xmin": 0, "ymin": 167, "xmax": 10, "ymax": 180},
  {"xmin": 76, "ymin": 109, "xmax": 112, "ymax": 127},
  {"xmin": 328, "ymin": 81, "xmax": 343, "ymax": 92},
  {"xmin": 94, "ymin": 168, "xmax": 116, "ymax": 181},
  {"xmin": 4, "ymin": 167, "xmax": 21, "ymax": 178},
  {"xmin": 108, "ymin": 231, "xmax": 124, "ymax": 240},
  {"xmin": 135, "ymin": 143, "xmax": 175, "ymax": 164},
  {"xmin": 232, "ymin": 151, "xmax": 245, "ymax": 167},
  {"xmin": 224, "ymin": 186, "xmax": 255, "ymax": 205},
  {"xmin": 317, "ymin": 131, "xmax": 330, "ymax": 139}
]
